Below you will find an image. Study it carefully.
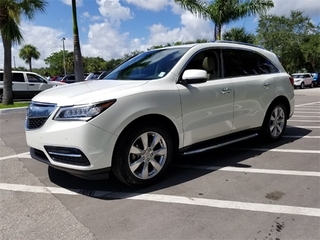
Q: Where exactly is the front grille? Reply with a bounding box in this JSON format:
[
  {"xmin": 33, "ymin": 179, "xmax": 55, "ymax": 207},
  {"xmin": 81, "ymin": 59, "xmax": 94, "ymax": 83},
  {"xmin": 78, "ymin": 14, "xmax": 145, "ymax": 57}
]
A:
[
  {"xmin": 44, "ymin": 146, "xmax": 90, "ymax": 166},
  {"xmin": 27, "ymin": 117, "xmax": 48, "ymax": 129},
  {"xmin": 26, "ymin": 102, "xmax": 56, "ymax": 130}
]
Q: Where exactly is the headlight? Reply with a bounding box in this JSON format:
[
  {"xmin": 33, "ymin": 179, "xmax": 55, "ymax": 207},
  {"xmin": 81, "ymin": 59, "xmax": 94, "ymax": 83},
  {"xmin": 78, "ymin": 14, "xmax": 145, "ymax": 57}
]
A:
[{"xmin": 53, "ymin": 99, "xmax": 116, "ymax": 121}]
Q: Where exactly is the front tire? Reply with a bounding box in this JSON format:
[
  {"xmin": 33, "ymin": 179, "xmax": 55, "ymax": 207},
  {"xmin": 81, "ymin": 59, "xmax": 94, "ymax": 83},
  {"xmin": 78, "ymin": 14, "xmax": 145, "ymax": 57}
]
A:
[
  {"xmin": 300, "ymin": 82, "xmax": 305, "ymax": 89},
  {"xmin": 112, "ymin": 122, "xmax": 173, "ymax": 187},
  {"xmin": 261, "ymin": 103, "xmax": 287, "ymax": 142}
]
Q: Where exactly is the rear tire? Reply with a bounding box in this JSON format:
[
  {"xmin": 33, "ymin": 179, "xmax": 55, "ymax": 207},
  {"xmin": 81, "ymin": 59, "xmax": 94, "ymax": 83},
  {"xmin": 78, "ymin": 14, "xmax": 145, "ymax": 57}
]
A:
[
  {"xmin": 310, "ymin": 82, "xmax": 314, "ymax": 88},
  {"xmin": 112, "ymin": 122, "xmax": 173, "ymax": 187},
  {"xmin": 261, "ymin": 103, "xmax": 287, "ymax": 142}
]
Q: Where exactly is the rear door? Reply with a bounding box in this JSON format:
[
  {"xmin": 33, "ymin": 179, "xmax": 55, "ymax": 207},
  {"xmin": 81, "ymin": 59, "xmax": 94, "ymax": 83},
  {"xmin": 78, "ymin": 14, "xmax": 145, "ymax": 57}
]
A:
[
  {"xmin": 12, "ymin": 72, "xmax": 29, "ymax": 100},
  {"xmin": 222, "ymin": 48, "xmax": 278, "ymax": 132}
]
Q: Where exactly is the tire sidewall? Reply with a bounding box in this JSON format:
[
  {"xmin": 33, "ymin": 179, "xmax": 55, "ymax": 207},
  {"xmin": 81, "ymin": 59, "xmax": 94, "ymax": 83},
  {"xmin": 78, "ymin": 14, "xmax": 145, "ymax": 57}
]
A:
[
  {"xmin": 113, "ymin": 123, "xmax": 173, "ymax": 187},
  {"xmin": 262, "ymin": 103, "xmax": 287, "ymax": 142}
]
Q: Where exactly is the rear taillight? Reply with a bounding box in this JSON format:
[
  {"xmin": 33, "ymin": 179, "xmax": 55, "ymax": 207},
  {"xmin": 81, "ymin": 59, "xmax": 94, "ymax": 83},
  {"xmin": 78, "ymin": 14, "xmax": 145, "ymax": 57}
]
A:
[{"xmin": 289, "ymin": 77, "xmax": 294, "ymax": 87}]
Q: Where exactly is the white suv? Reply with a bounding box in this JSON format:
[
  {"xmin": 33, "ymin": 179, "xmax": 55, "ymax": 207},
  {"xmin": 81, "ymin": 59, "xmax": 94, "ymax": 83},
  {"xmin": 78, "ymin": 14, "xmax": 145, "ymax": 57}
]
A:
[{"xmin": 25, "ymin": 42, "xmax": 295, "ymax": 187}]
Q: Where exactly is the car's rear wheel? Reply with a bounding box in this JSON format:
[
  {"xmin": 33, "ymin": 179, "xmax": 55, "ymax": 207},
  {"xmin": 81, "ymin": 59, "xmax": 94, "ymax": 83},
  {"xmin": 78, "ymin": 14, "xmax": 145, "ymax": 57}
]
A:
[
  {"xmin": 300, "ymin": 82, "xmax": 305, "ymax": 89},
  {"xmin": 112, "ymin": 122, "xmax": 173, "ymax": 187},
  {"xmin": 261, "ymin": 103, "xmax": 287, "ymax": 142},
  {"xmin": 310, "ymin": 82, "xmax": 314, "ymax": 88}
]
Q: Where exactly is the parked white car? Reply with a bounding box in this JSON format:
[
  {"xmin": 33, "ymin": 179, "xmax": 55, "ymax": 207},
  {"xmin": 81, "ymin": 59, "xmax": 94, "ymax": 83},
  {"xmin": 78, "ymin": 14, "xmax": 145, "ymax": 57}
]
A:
[
  {"xmin": 25, "ymin": 42, "xmax": 295, "ymax": 187},
  {"xmin": 291, "ymin": 73, "xmax": 314, "ymax": 89},
  {"xmin": 0, "ymin": 71, "xmax": 65, "ymax": 102}
]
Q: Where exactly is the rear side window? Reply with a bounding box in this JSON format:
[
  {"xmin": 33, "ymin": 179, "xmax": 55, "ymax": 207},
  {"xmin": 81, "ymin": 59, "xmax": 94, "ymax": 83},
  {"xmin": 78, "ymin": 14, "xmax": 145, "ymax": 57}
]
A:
[
  {"xmin": 13, "ymin": 73, "xmax": 25, "ymax": 82},
  {"xmin": 223, "ymin": 49, "xmax": 279, "ymax": 78},
  {"xmin": 0, "ymin": 73, "xmax": 25, "ymax": 82}
]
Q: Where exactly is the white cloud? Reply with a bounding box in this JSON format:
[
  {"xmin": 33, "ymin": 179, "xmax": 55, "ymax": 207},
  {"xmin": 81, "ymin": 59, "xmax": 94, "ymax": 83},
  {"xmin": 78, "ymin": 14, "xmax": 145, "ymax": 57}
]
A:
[
  {"xmin": 147, "ymin": 11, "xmax": 213, "ymax": 46},
  {"xmin": 125, "ymin": 0, "xmax": 169, "ymax": 11},
  {"xmin": 269, "ymin": 0, "xmax": 320, "ymax": 18},
  {"xmin": 97, "ymin": 0, "xmax": 133, "ymax": 26}
]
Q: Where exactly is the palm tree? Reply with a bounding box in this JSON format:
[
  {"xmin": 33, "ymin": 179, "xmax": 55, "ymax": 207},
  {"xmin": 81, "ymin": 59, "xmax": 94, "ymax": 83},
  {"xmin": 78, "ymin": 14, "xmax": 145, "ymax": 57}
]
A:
[
  {"xmin": 19, "ymin": 44, "xmax": 40, "ymax": 71},
  {"xmin": 223, "ymin": 27, "xmax": 256, "ymax": 43},
  {"xmin": 208, "ymin": 0, "xmax": 274, "ymax": 40},
  {"xmin": 174, "ymin": 0, "xmax": 274, "ymax": 41},
  {"xmin": 71, "ymin": 0, "xmax": 84, "ymax": 82},
  {"xmin": 0, "ymin": 0, "xmax": 47, "ymax": 105}
]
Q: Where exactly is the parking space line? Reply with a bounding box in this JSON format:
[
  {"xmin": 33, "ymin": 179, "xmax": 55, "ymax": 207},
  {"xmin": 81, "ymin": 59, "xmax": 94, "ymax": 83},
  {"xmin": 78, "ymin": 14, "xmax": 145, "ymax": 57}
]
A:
[
  {"xmin": 292, "ymin": 115, "xmax": 320, "ymax": 118},
  {"xmin": 287, "ymin": 126, "xmax": 320, "ymax": 128},
  {"xmin": 0, "ymin": 183, "xmax": 319, "ymax": 217},
  {"xmin": 0, "ymin": 152, "xmax": 30, "ymax": 161},
  {"xmin": 174, "ymin": 165, "xmax": 320, "ymax": 177},
  {"xmin": 235, "ymin": 148, "xmax": 320, "ymax": 154},
  {"xmin": 283, "ymin": 135, "xmax": 320, "ymax": 138},
  {"xmin": 288, "ymin": 120, "xmax": 320, "ymax": 122},
  {"xmin": 295, "ymin": 101, "xmax": 320, "ymax": 107}
]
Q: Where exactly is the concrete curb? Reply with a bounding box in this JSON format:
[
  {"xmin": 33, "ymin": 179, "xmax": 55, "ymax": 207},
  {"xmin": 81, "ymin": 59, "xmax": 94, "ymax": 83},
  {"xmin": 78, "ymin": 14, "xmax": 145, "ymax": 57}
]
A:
[{"xmin": 0, "ymin": 107, "xmax": 28, "ymax": 115}]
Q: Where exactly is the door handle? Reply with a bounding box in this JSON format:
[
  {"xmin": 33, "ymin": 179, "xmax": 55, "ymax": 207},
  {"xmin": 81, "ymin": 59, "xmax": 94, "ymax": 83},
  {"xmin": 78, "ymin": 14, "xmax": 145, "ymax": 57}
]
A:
[
  {"xmin": 29, "ymin": 84, "xmax": 35, "ymax": 86},
  {"xmin": 221, "ymin": 87, "xmax": 231, "ymax": 94},
  {"xmin": 263, "ymin": 83, "xmax": 271, "ymax": 89}
]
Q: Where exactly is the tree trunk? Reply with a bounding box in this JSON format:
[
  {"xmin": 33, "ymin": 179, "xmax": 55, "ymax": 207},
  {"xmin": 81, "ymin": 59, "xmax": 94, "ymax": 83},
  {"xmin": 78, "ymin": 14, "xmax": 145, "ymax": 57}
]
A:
[
  {"xmin": 29, "ymin": 58, "xmax": 32, "ymax": 72},
  {"xmin": 2, "ymin": 37, "xmax": 13, "ymax": 105},
  {"xmin": 72, "ymin": 0, "xmax": 84, "ymax": 82}
]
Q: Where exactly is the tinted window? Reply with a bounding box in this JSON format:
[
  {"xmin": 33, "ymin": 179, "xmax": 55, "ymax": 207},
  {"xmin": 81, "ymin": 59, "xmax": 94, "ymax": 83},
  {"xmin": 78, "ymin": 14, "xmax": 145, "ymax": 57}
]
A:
[
  {"xmin": 0, "ymin": 73, "xmax": 25, "ymax": 82},
  {"xmin": 13, "ymin": 73, "xmax": 25, "ymax": 82},
  {"xmin": 223, "ymin": 49, "xmax": 279, "ymax": 78}
]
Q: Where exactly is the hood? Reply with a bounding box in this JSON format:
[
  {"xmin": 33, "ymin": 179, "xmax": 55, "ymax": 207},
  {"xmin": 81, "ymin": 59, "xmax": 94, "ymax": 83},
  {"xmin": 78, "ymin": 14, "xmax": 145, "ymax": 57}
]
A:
[
  {"xmin": 32, "ymin": 80, "xmax": 148, "ymax": 105},
  {"xmin": 47, "ymin": 81, "xmax": 66, "ymax": 86}
]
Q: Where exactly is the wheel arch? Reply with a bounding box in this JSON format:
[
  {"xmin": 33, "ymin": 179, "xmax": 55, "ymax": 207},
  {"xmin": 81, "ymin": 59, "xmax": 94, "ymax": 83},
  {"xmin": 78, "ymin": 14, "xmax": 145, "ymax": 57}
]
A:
[
  {"xmin": 111, "ymin": 114, "xmax": 180, "ymax": 165},
  {"xmin": 268, "ymin": 96, "xmax": 291, "ymax": 119}
]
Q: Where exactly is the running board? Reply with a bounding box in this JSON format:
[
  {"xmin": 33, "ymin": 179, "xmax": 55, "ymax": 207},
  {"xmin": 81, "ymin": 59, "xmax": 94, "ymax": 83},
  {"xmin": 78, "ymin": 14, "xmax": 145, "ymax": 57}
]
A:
[{"xmin": 182, "ymin": 133, "xmax": 259, "ymax": 155}]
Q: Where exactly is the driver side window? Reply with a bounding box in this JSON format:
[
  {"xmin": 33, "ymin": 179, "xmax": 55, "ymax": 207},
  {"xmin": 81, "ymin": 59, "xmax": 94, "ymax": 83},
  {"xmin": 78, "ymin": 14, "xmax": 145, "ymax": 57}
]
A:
[
  {"xmin": 184, "ymin": 49, "xmax": 221, "ymax": 80},
  {"xmin": 27, "ymin": 74, "xmax": 45, "ymax": 83}
]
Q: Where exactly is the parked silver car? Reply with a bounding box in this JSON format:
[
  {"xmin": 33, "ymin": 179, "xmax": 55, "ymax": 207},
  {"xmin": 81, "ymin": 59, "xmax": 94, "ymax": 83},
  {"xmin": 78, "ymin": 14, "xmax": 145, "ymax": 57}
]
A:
[{"xmin": 292, "ymin": 73, "xmax": 314, "ymax": 89}]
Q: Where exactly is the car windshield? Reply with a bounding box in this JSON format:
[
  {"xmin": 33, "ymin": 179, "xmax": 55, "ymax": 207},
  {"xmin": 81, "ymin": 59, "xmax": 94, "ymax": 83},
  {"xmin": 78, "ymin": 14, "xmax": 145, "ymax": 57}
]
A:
[{"xmin": 104, "ymin": 48, "xmax": 190, "ymax": 80}]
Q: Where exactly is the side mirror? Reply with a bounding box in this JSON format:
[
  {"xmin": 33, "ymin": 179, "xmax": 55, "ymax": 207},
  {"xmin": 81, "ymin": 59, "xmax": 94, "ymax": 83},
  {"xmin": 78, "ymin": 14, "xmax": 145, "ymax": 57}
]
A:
[{"xmin": 181, "ymin": 69, "xmax": 207, "ymax": 84}]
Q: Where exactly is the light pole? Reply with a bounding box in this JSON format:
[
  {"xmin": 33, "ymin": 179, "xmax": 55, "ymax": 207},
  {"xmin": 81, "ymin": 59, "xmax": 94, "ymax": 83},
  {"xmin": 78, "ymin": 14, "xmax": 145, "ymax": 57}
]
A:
[{"xmin": 61, "ymin": 37, "xmax": 66, "ymax": 75}]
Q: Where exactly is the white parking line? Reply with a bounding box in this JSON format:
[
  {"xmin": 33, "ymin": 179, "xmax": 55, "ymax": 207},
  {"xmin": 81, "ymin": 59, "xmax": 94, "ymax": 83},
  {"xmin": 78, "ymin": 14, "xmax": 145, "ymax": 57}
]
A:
[
  {"xmin": 287, "ymin": 126, "xmax": 320, "ymax": 128},
  {"xmin": 284, "ymin": 135, "xmax": 320, "ymax": 138},
  {"xmin": 236, "ymin": 148, "xmax": 320, "ymax": 154},
  {"xmin": 0, "ymin": 152, "xmax": 30, "ymax": 161},
  {"xmin": 175, "ymin": 165, "xmax": 320, "ymax": 177},
  {"xmin": 295, "ymin": 101, "xmax": 320, "ymax": 107},
  {"xmin": 0, "ymin": 183, "xmax": 319, "ymax": 217},
  {"xmin": 292, "ymin": 115, "xmax": 320, "ymax": 118},
  {"xmin": 294, "ymin": 111, "xmax": 320, "ymax": 114},
  {"xmin": 288, "ymin": 120, "xmax": 320, "ymax": 122}
]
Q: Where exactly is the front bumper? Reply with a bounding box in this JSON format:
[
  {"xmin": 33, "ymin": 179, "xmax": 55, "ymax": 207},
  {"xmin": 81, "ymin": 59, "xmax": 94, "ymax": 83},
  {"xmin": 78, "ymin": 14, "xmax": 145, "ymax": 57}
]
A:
[{"xmin": 25, "ymin": 116, "xmax": 118, "ymax": 176}]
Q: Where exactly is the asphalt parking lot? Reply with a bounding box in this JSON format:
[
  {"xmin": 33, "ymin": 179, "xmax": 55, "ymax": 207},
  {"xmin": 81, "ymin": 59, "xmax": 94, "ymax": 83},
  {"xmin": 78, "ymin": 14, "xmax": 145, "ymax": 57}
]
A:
[{"xmin": 0, "ymin": 88, "xmax": 319, "ymax": 240}]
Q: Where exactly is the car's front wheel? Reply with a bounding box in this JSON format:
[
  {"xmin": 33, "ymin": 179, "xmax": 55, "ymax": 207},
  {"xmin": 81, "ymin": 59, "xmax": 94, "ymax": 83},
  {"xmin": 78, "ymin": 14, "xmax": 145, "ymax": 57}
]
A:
[
  {"xmin": 300, "ymin": 82, "xmax": 305, "ymax": 89},
  {"xmin": 112, "ymin": 122, "xmax": 173, "ymax": 187},
  {"xmin": 261, "ymin": 103, "xmax": 287, "ymax": 142}
]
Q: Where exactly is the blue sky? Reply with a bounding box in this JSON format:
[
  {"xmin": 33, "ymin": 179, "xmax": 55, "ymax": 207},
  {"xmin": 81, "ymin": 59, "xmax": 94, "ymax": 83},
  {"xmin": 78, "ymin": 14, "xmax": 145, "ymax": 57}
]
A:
[{"xmin": 1, "ymin": 0, "xmax": 319, "ymax": 69}]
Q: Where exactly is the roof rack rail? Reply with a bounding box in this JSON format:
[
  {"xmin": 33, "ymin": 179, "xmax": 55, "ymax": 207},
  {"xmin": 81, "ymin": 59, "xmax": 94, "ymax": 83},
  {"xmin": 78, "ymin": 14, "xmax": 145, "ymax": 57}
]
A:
[{"xmin": 214, "ymin": 40, "xmax": 265, "ymax": 49}]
